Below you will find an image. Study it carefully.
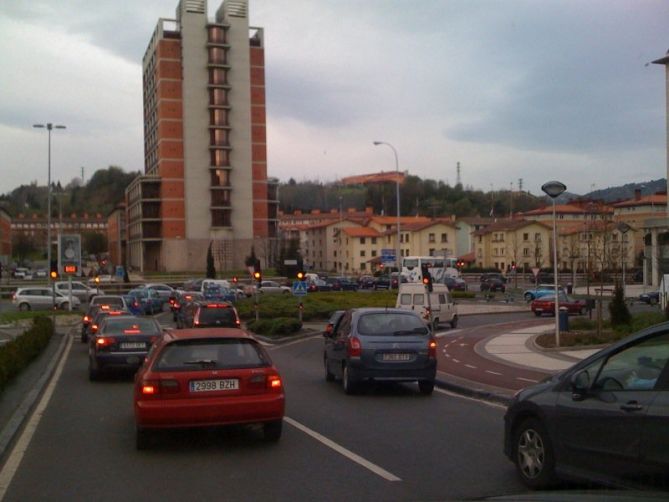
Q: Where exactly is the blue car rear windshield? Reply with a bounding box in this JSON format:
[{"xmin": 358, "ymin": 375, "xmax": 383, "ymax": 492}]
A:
[
  {"xmin": 154, "ymin": 338, "xmax": 269, "ymax": 371},
  {"xmin": 357, "ymin": 313, "xmax": 428, "ymax": 336}
]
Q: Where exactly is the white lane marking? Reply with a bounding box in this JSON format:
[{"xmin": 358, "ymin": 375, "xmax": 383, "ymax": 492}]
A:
[
  {"xmin": 435, "ymin": 329, "xmax": 461, "ymax": 338},
  {"xmin": 464, "ymin": 364, "xmax": 477, "ymax": 369},
  {"xmin": 284, "ymin": 416, "xmax": 401, "ymax": 482},
  {"xmin": 485, "ymin": 370, "xmax": 503, "ymax": 376},
  {"xmin": 517, "ymin": 377, "xmax": 539, "ymax": 383},
  {"xmin": 433, "ymin": 387, "xmax": 506, "ymax": 409},
  {"xmin": 451, "ymin": 358, "xmax": 460, "ymax": 364},
  {"xmin": 0, "ymin": 334, "xmax": 73, "ymax": 498}
]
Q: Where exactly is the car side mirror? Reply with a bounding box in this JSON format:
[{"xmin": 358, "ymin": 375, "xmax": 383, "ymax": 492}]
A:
[{"xmin": 570, "ymin": 370, "xmax": 590, "ymax": 400}]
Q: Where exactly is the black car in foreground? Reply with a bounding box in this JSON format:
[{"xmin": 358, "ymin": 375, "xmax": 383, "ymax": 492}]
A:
[{"xmin": 504, "ymin": 322, "xmax": 669, "ymax": 490}]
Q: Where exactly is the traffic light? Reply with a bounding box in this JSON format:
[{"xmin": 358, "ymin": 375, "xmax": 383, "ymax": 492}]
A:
[
  {"xmin": 296, "ymin": 270, "xmax": 306, "ymax": 281},
  {"xmin": 253, "ymin": 260, "xmax": 262, "ymax": 284},
  {"xmin": 49, "ymin": 260, "xmax": 58, "ymax": 280},
  {"xmin": 421, "ymin": 263, "xmax": 433, "ymax": 292},
  {"xmin": 64, "ymin": 264, "xmax": 78, "ymax": 275}
]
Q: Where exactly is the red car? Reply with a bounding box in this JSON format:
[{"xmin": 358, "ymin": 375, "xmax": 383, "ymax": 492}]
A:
[
  {"xmin": 133, "ymin": 328, "xmax": 285, "ymax": 449},
  {"xmin": 531, "ymin": 295, "xmax": 585, "ymax": 316}
]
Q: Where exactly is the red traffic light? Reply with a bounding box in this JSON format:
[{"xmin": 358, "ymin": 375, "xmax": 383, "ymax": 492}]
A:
[
  {"xmin": 64, "ymin": 264, "xmax": 78, "ymax": 274},
  {"xmin": 232, "ymin": 276, "xmax": 238, "ymax": 284}
]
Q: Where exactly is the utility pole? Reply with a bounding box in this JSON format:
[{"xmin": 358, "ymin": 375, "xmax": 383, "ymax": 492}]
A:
[
  {"xmin": 509, "ymin": 182, "xmax": 514, "ymax": 220},
  {"xmin": 456, "ymin": 162, "xmax": 462, "ymax": 186}
]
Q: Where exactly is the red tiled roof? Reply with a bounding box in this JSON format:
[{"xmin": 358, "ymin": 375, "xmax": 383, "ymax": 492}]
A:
[
  {"xmin": 342, "ymin": 227, "xmax": 382, "ymax": 238},
  {"xmin": 473, "ymin": 219, "xmax": 550, "ymax": 236},
  {"xmin": 613, "ymin": 194, "xmax": 667, "ymax": 208}
]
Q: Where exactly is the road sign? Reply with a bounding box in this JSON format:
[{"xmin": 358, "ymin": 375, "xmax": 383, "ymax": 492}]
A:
[
  {"xmin": 532, "ymin": 267, "xmax": 541, "ymax": 278},
  {"xmin": 381, "ymin": 248, "xmax": 396, "ymax": 264},
  {"xmin": 58, "ymin": 234, "xmax": 81, "ymax": 274},
  {"xmin": 292, "ymin": 281, "xmax": 308, "ymax": 296}
]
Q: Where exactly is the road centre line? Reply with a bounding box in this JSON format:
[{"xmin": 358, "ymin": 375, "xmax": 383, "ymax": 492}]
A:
[
  {"xmin": 464, "ymin": 364, "xmax": 477, "ymax": 369},
  {"xmin": 516, "ymin": 377, "xmax": 539, "ymax": 383},
  {"xmin": 451, "ymin": 358, "xmax": 460, "ymax": 363},
  {"xmin": 485, "ymin": 370, "xmax": 503, "ymax": 376},
  {"xmin": 283, "ymin": 416, "xmax": 401, "ymax": 482},
  {"xmin": 0, "ymin": 333, "xmax": 73, "ymax": 499}
]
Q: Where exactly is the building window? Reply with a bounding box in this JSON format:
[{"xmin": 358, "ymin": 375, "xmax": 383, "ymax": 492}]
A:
[
  {"xmin": 360, "ymin": 250, "xmax": 366, "ymax": 257},
  {"xmin": 371, "ymin": 237, "xmax": 377, "ymax": 244},
  {"xmin": 360, "ymin": 263, "xmax": 366, "ymax": 271},
  {"xmin": 371, "ymin": 250, "xmax": 377, "ymax": 257},
  {"xmin": 523, "ymin": 247, "xmax": 530, "ymax": 256},
  {"xmin": 523, "ymin": 233, "xmax": 529, "ymax": 241},
  {"xmin": 440, "ymin": 233, "xmax": 448, "ymax": 243},
  {"xmin": 428, "ymin": 233, "xmax": 435, "ymax": 243},
  {"xmin": 360, "ymin": 237, "xmax": 366, "ymax": 244},
  {"xmin": 534, "ymin": 233, "xmax": 541, "ymax": 241},
  {"xmin": 429, "ymin": 248, "xmax": 435, "ymax": 255}
]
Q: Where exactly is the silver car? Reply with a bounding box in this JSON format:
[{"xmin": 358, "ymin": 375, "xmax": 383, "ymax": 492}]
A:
[
  {"xmin": 12, "ymin": 287, "xmax": 81, "ymax": 311},
  {"xmin": 323, "ymin": 308, "xmax": 437, "ymax": 395},
  {"xmin": 55, "ymin": 281, "xmax": 104, "ymax": 303}
]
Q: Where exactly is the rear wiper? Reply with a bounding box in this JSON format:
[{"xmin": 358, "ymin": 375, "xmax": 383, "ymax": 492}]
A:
[{"xmin": 183, "ymin": 359, "xmax": 217, "ymax": 367}]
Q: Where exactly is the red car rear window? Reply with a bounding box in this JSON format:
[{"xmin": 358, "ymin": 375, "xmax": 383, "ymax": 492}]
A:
[{"xmin": 153, "ymin": 338, "xmax": 269, "ymax": 371}]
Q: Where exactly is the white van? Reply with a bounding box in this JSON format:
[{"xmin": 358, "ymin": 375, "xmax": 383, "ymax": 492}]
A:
[{"xmin": 395, "ymin": 283, "xmax": 458, "ymax": 330}]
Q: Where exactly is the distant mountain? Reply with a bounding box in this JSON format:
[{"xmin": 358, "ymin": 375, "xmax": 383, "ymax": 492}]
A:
[{"xmin": 581, "ymin": 179, "xmax": 666, "ymax": 203}]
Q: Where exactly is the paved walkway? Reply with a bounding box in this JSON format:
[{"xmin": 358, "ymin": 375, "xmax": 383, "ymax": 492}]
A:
[{"xmin": 483, "ymin": 324, "xmax": 600, "ymax": 372}]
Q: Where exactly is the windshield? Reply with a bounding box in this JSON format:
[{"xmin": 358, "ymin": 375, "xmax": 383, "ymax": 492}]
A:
[{"xmin": 357, "ymin": 313, "xmax": 428, "ymax": 336}]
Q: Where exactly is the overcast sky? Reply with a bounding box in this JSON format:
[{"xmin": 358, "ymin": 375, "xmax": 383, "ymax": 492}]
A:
[{"xmin": 1, "ymin": 0, "xmax": 667, "ymax": 198}]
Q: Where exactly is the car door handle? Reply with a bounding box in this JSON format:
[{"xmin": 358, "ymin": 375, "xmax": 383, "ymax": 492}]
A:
[{"xmin": 620, "ymin": 401, "xmax": 643, "ymax": 412}]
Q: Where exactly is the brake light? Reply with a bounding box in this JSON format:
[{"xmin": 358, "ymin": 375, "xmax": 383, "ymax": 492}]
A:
[
  {"xmin": 140, "ymin": 381, "xmax": 158, "ymax": 395},
  {"xmin": 91, "ymin": 324, "xmax": 99, "ymax": 333},
  {"xmin": 83, "ymin": 315, "xmax": 90, "ymax": 323},
  {"xmin": 347, "ymin": 336, "xmax": 362, "ymax": 357},
  {"xmin": 235, "ymin": 319, "xmax": 241, "ymax": 327},
  {"xmin": 428, "ymin": 338, "xmax": 437, "ymax": 359},
  {"xmin": 100, "ymin": 305, "xmax": 110, "ymax": 310},
  {"xmin": 123, "ymin": 329, "xmax": 141, "ymax": 334},
  {"xmin": 173, "ymin": 302, "xmax": 180, "ymax": 309},
  {"xmin": 96, "ymin": 336, "xmax": 116, "ymax": 348},
  {"xmin": 267, "ymin": 374, "xmax": 282, "ymax": 391}
]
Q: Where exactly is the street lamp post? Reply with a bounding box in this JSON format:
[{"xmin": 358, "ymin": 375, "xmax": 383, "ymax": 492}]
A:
[
  {"xmin": 33, "ymin": 123, "xmax": 66, "ymax": 307},
  {"xmin": 617, "ymin": 222, "xmax": 631, "ymax": 297},
  {"xmin": 541, "ymin": 180, "xmax": 567, "ymax": 347},
  {"xmin": 373, "ymin": 141, "xmax": 400, "ymax": 272}
]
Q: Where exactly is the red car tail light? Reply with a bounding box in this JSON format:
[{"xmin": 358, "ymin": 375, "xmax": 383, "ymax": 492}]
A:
[
  {"xmin": 267, "ymin": 374, "xmax": 282, "ymax": 392},
  {"xmin": 83, "ymin": 315, "xmax": 90, "ymax": 323},
  {"xmin": 160, "ymin": 379, "xmax": 180, "ymax": 394},
  {"xmin": 325, "ymin": 324, "xmax": 333, "ymax": 335},
  {"xmin": 140, "ymin": 380, "xmax": 159, "ymax": 396},
  {"xmin": 91, "ymin": 324, "xmax": 99, "ymax": 334},
  {"xmin": 96, "ymin": 336, "xmax": 116, "ymax": 348},
  {"xmin": 428, "ymin": 338, "xmax": 437, "ymax": 359},
  {"xmin": 347, "ymin": 336, "xmax": 362, "ymax": 357}
]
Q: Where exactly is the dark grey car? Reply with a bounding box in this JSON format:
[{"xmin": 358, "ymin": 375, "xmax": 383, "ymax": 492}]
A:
[
  {"xmin": 504, "ymin": 322, "xmax": 669, "ymax": 489},
  {"xmin": 323, "ymin": 308, "xmax": 437, "ymax": 395}
]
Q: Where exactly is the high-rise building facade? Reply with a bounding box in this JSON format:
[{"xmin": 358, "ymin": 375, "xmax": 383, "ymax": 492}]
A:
[{"xmin": 126, "ymin": 0, "xmax": 278, "ymax": 272}]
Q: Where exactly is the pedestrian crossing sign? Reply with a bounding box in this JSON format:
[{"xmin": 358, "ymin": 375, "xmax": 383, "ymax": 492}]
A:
[{"xmin": 292, "ymin": 281, "xmax": 308, "ymax": 296}]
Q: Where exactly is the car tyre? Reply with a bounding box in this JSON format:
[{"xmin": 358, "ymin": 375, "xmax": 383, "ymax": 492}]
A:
[
  {"xmin": 324, "ymin": 356, "xmax": 335, "ymax": 382},
  {"xmin": 342, "ymin": 364, "xmax": 357, "ymax": 395},
  {"xmin": 263, "ymin": 420, "xmax": 283, "ymax": 442},
  {"xmin": 418, "ymin": 380, "xmax": 434, "ymax": 395},
  {"xmin": 18, "ymin": 303, "xmax": 31, "ymax": 312},
  {"xmin": 136, "ymin": 427, "xmax": 151, "ymax": 450},
  {"xmin": 513, "ymin": 418, "xmax": 557, "ymax": 489},
  {"xmin": 534, "ymin": 311, "xmax": 542, "ymax": 317},
  {"xmin": 450, "ymin": 315, "xmax": 458, "ymax": 329},
  {"xmin": 432, "ymin": 318, "xmax": 439, "ymax": 331}
]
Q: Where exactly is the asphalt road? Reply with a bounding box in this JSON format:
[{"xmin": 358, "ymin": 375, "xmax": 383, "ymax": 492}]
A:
[{"xmin": 1, "ymin": 312, "xmax": 530, "ymax": 501}]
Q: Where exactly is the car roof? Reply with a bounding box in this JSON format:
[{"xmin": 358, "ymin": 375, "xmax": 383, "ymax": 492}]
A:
[{"xmin": 162, "ymin": 327, "xmax": 253, "ymax": 342}]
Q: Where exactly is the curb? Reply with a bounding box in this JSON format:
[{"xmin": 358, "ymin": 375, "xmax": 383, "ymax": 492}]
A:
[
  {"xmin": 435, "ymin": 375, "xmax": 513, "ymax": 406},
  {"xmin": 252, "ymin": 329, "xmax": 320, "ymax": 345},
  {"xmin": 0, "ymin": 328, "xmax": 70, "ymax": 464}
]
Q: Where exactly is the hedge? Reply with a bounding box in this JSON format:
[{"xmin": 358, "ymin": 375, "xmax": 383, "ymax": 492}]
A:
[
  {"xmin": 0, "ymin": 316, "xmax": 53, "ymax": 390},
  {"xmin": 246, "ymin": 317, "xmax": 302, "ymax": 337}
]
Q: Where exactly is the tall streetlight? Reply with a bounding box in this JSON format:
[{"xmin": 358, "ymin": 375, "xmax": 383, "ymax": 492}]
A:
[
  {"xmin": 617, "ymin": 222, "xmax": 631, "ymax": 297},
  {"xmin": 33, "ymin": 123, "xmax": 66, "ymax": 295},
  {"xmin": 541, "ymin": 180, "xmax": 566, "ymax": 347},
  {"xmin": 373, "ymin": 141, "xmax": 400, "ymax": 272}
]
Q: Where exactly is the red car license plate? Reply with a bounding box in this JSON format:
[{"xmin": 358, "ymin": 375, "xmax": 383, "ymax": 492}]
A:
[{"xmin": 190, "ymin": 379, "xmax": 239, "ymax": 393}]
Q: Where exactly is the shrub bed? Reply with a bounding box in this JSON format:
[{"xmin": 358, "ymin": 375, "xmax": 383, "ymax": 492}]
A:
[
  {"xmin": 451, "ymin": 291, "xmax": 476, "ymax": 299},
  {"xmin": 535, "ymin": 312, "xmax": 667, "ymax": 348},
  {"xmin": 246, "ymin": 318, "xmax": 302, "ymax": 337},
  {"xmin": 0, "ymin": 316, "xmax": 53, "ymax": 390}
]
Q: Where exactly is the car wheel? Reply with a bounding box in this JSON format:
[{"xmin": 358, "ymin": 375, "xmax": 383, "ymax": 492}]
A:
[
  {"xmin": 418, "ymin": 380, "xmax": 434, "ymax": 395},
  {"xmin": 432, "ymin": 318, "xmax": 439, "ymax": 331},
  {"xmin": 450, "ymin": 316, "xmax": 458, "ymax": 329},
  {"xmin": 263, "ymin": 420, "xmax": 283, "ymax": 442},
  {"xmin": 513, "ymin": 418, "xmax": 557, "ymax": 489},
  {"xmin": 60, "ymin": 302, "xmax": 69, "ymax": 311},
  {"xmin": 524, "ymin": 293, "xmax": 533, "ymax": 302},
  {"xmin": 534, "ymin": 311, "xmax": 542, "ymax": 317},
  {"xmin": 342, "ymin": 364, "xmax": 357, "ymax": 395},
  {"xmin": 18, "ymin": 303, "xmax": 31, "ymax": 312},
  {"xmin": 324, "ymin": 355, "xmax": 335, "ymax": 382},
  {"xmin": 650, "ymin": 297, "xmax": 658, "ymax": 305},
  {"xmin": 136, "ymin": 427, "xmax": 151, "ymax": 450}
]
